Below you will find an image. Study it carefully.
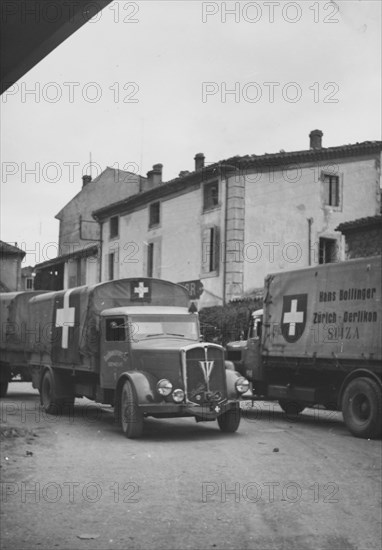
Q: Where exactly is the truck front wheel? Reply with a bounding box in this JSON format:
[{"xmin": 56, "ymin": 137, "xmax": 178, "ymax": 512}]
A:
[
  {"xmin": 342, "ymin": 377, "xmax": 382, "ymax": 439},
  {"xmin": 120, "ymin": 380, "xmax": 143, "ymax": 439},
  {"xmin": 217, "ymin": 406, "xmax": 241, "ymax": 433}
]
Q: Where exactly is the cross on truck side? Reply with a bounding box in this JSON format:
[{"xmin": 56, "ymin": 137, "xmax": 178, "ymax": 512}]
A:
[
  {"xmin": 225, "ymin": 256, "xmax": 382, "ymax": 439},
  {"xmin": 0, "ymin": 278, "xmax": 249, "ymax": 438}
]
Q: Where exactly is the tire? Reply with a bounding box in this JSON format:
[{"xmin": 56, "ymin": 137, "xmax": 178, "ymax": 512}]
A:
[
  {"xmin": 0, "ymin": 380, "xmax": 9, "ymax": 398},
  {"xmin": 41, "ymin": 370, "xmax": 62, "ymax": 414},
  {"xmin": 342, "ymin": 377, "xmax": 382, "ymax": 439},
  {"xmin": 217, "ymin": 406, "xmax": 241, "ymax": 433},
  {"xmin": 120, "ymin": 380, "xmax": 143, "ymax": 438},
  {"xmin": 278, "ymin": 400, "xmax": 305, "ymax": 417}
]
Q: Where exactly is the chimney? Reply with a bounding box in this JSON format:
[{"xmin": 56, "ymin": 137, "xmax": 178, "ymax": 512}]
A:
[
  {"xmin": 309, "ymin": 129, "xmax": 323, "ymax": 150},
  {"xmin": 146, "ymin": 164, "xmax": 163, "ymax": 188},
  {"xmin": 194, "ymin": 153, "xmax": 205, "ymax": 171},
  {"xmin": 82, "ymin": 174, "xmax": 92, "ymax": 187},
  {"xmin": 179, "ymin": 170, "xmax": 190, "ymax": 178}
]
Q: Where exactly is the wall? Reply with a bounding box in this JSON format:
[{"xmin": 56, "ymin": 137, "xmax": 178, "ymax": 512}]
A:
[
  {"xmin": 243, "ymin": 155, "xmax": 380, "ymax": 290},
  {"xmin": 344, "ymin": 226, "xmax": 382, "ymax": 259},
  {"xmin": 101, "ymin": 181, "xmax": 226, "ymax": 308},
  {"xmin": 57, "ymin": 168, "xmax": 142, "ymax": 254},
  {"xmin": 97, "ymin": 151, "xmax": 381, "ymax": 306},
  {"xmin": 0, "ymin": 255, "xmax": 22, "ymax": 291}
]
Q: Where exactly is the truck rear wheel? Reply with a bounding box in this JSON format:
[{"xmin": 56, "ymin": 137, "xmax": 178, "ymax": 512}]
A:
[
  {"xmin": 120, "ymin": 380, "xmax": 143, "ymax": 438},
  {"xmin": 342, "ymin": 377, "xmax": 382, "ymax": 439},
  {"xmin": 217, "ymin": 406, "xmax": 241, "ymax": 433},
  {"xmin": 278, "ymin": 400, "xmax": 305, "ymax": 417},
  {"xmin": 41, "ymin": 370, "xmax": 67, "ymax": 414}
]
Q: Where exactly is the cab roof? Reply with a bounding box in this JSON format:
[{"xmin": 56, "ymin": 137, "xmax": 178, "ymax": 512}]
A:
[{"xmin": 100, "ymin": 306, "xmax": 192, "ymax": 316}]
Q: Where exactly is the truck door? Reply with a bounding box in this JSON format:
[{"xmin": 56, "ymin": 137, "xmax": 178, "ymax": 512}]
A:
[
  {"xmin": 100, "ymin": 316, "xmax": 130, "ymax": 389},
  {"xmin": 243, "ymin": 313, "xmax": 264, "ymax": 383}
]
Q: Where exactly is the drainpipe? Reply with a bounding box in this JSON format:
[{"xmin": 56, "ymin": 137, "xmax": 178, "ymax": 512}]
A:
[
  {"xmin": 223, "ymin": 177, "xmax": 229, "ymax": 306},
  {"xmin": 307, "ymin": 217, "xmax": 313, "ymax": 265},
  {"xmin": 98, "ymin": 222, "xmax": 103, "ymax": 282},
  {"xmin": 221, "ymin": 164, "xmax": 240, "ymax": 305}
]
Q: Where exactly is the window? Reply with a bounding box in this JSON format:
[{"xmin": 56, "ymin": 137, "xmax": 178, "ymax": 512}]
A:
[
  {"xmin": 319, "ymin": 238, "xmax": 337, "ymax": 264},
  {"xmin": 26, "ymin": 278, "xmax": 33, "ymax": 290},
  {"xmin": 323, "ymin": 174, "xmax": 340, "ymax": 207},
  {"xmin": 128, "ymin": 314, "xmax": 199, "ymax": 342},
  {"xmin": 109, "ymin": 216, "xmax": 119, "ymax": 238},
  {"xmin": 147, "ymin": 243, "xmax": 154, "ymax": 277},
  {"xmin": 108, "ymin": 252, "xmax": 115, "ymax": 280},
  {"xmin": 201, "ymin": 226, "xmax": 219, "ymax": 275},
  {"xmin": 105, "ymin": 317, "xmax": 126, "ymax": 341},
  {"xmin": 203, "ymin": 181, "xmax": 219, "ymax": 211},
  {"xmin": 149, "ymin": 202, "xmax": 160, "ymax": 227}
]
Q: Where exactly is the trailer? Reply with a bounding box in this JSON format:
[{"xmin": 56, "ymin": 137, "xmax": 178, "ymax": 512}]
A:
[
  {"xmin": 226, "ymin": 256, "xmax": 382, "ymax": 438},
  {"xmin": 0, "ymin": 278, "xmax": 249, "ymax": 437}
]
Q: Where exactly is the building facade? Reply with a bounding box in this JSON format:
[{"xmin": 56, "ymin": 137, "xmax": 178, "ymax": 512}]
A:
[
  {"xmin": 93, "ymin": 131, "xmax": 382, "ymax": 308},
  {"xmin": 336, "ymin": 215, "xmax": 382, "ymax": 259},
  {"xmin": 34, "ymin": 168, "xmax": 146, "ymax": 290},
  {"xmin": 0, "ymin": 241, "xmax": 26, "ymax": 292}
]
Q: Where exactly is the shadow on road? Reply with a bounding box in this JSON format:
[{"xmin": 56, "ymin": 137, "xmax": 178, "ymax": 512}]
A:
[{"xmin": 2, "ymin": 383, "xmax": 351, "ymax": 441}]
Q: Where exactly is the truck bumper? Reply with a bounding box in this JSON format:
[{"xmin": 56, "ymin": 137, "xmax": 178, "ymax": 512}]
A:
[{"xmin": 138, "ymin": 399, "xmax": 239, "ymax": 420}]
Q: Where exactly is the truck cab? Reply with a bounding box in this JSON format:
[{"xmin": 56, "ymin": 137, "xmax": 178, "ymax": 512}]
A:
[
  {"xmin": 100, "ymin": 306, "xmax": 200, "ymax": 388},
  {"xmin": 226, "ymin": 309, "xmax": 263, "ymax": 380},
  {"xmin": 98, "ymin": 303, "xmax": 250, "ymax": 437}
]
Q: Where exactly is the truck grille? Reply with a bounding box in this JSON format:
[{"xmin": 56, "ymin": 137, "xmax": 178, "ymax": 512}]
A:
[{"xmin": 184, "ymin": 345, "xmax": 227, "ymax": 405}]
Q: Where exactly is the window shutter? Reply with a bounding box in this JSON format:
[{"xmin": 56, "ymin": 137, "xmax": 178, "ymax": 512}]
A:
[
  {"xmin": 213, "ymin": 225, "xmax": 220, "ymax": 273},
  {"xmin": 201, "ymin": 227, "xmax": 211, "ymax": 274}
]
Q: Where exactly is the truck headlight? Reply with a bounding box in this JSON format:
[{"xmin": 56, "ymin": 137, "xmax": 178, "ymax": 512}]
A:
[
  {"xmin": 235, "ymin": 377, "xmax": 250, "ymax": 394},
  {"xmin": 157, "ymin": 379, "xmax": 173, "ymax": 396},
  {"xmin": 172, "ymin": 389, "xmax": 185, "ymax": 403}
]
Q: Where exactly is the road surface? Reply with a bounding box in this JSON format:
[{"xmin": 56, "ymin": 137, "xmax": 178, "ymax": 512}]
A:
[{"xmin": 1, "ymin": 383, "xmax": 381, "ymax": 550}]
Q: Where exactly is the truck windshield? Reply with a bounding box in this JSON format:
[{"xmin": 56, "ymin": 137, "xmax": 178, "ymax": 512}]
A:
[{"xmin": 128, "ymin": 314, "xmax": 199, "ymax": 342}]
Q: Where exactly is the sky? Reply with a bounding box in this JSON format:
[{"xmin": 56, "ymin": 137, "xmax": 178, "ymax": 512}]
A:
[{"xmin": 1, "ymin": 0, "xmax": 381, "ymax": 266}]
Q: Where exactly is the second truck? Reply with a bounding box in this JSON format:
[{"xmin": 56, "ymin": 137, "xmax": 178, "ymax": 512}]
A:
[{"xmin": 226, "ymin": 256, "xmax": 382, "ymax": 439}]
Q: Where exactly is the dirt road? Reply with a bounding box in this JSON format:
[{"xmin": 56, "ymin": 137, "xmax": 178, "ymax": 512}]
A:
[{"xmin": 1, "ymin": 382, "xmax": 381, "ymax": 550}]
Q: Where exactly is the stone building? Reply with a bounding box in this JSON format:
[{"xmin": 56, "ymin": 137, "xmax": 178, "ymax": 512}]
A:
[
  {"xmin": 92, "ymin": 131, "xmax": 382, "ymax": 307},
  {"xmin": 0, "ymin": 241, "xmax": 26, "ymax": 292},
  {"xmin": 34, "ymin": 168, "xmax": 146, "ymax": 290},
  {"xmin": 336, "ymin": 215, "xmax": 382, "ymax": 259}
]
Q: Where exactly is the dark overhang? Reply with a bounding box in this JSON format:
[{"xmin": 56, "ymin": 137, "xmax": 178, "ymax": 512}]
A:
[
  {"xmin": 1, "ymin": 0, "xmax": 113, "ymax": 93},
  {"xmin": 35, "ymin": 244, "xmax": 98, "ymax": 270},
  {"xmin": 336, "ymin": 215, "xmax": 382, "ymax": 234}
]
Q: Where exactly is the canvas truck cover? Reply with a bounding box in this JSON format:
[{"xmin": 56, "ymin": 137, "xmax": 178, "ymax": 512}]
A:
[
  {"xmin": 263, "ymin": 256, "xmax": 381, "ymax": 362},
  {"xmin": 26, "ymin": 278, "xmax": 190, "ymax": 370},
  {"xmin": 0, "ymin": 292, "xmax": 48, "ymax": 353}
]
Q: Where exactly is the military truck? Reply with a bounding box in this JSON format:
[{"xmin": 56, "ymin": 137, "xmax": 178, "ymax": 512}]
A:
[
  {"xmin": 226, "ymin": 256, "xmax": 381, "ymax": 439},
  {"xmin": 0, "ymin": 278, "xmax": 249, "ymax": 437}
]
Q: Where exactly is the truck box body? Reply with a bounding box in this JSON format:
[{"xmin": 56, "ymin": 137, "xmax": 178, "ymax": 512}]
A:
[
  {"xmin": 1, "ymin": 280, "xmax": 188, "ymax": 371},
  {"xmin": 10, "ymin": 279, "xmax": 189, "ymax": 371},
  {"xmin": 0, "ymin": 291, "xmax": 48, "ymax": 354},
  {"xmin": 263, "ymin": 256, "xmax": 381, "ymax": 364}
]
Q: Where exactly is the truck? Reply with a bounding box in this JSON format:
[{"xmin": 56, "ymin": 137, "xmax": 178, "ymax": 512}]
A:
[
  {"xmin": 0, "ymin": 278, "xmax": 249, "ymax": 437},
  {"xmin": 226, "ymin": 256, "xmax": 382, "ymax": 439}
]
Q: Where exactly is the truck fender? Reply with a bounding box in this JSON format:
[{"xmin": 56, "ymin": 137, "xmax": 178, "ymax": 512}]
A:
[
  {"xmin": 225, "ymin": 369, "xmax": 244, "ymax": 399},
  {"xmin": 116, "ymin": 371, "xmax": 162, "ymax": 405},
  {"xmin": 337, "ymin": 369, "xmax": 382, "ymax": 409},
  {"xmin": 114, "ymin": 371, "xmax": 162, "ymax": 424},
  {"xmin": 224, "ymin": 360, "xmax": 235, "ymax": 371}
]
